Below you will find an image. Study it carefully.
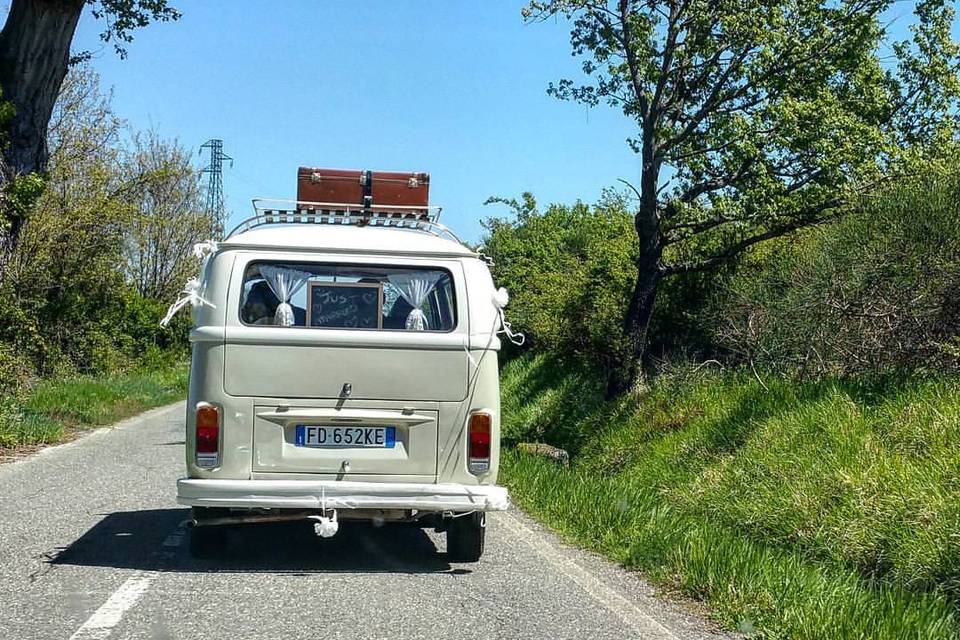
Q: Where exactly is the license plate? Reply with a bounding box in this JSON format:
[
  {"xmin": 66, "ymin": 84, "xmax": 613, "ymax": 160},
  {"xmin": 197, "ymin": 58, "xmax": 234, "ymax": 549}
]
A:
[{"xmin": 294, "ymin": 425, "xmax": 396, "ymax": 448}]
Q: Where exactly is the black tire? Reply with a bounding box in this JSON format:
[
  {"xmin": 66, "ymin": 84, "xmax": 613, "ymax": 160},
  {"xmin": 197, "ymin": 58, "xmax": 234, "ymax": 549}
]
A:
[
  {"xmin": 447, "ymin": 512, "xmax": 485, "ymax": 562},
  {"xmin": 188, "ymin": 524, "xmax": 226, "ymax": 558}
]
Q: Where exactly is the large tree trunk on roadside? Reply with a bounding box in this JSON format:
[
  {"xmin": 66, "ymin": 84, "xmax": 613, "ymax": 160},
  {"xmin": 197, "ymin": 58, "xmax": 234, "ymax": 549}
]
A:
[
  {"xmin": 607, "ymin": 119, "xmax": 664, "ymax": 398},
  {"xmin": 0, "ymin": 0, "xmax": 85, "ymax": 272},
  {"xmin": 607, "ymin": 186, "xmax": 664, "ymax": 397},
  {"xmin": 607, "ymin": 230, "xmax": 663, "ymax": 397},
  {"xmin": 0, "ymin": 0, "xmax": 83, "ymax": 173}
]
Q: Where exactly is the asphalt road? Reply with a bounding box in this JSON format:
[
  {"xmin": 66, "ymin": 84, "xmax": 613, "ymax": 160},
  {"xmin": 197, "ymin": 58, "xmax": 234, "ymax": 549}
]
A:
[{"xmin": 0, "ymin": 403, "xmax": 730, "ymax": 640}]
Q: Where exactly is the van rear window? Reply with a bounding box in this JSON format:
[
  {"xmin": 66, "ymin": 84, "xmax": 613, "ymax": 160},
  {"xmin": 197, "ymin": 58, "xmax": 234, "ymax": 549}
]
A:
[{"xmin": 239, "ymin": 262, "xmax": 457, "ymax": 332}]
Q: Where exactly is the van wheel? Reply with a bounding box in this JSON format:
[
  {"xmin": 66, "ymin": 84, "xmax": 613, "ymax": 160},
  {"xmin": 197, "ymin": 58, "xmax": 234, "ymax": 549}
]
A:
[
  {"xmin": 188, "ymin": 524, "xmax": 226, "ymax": 558},
  {"xmin": 447, "ymin": 512, "xmax": 485, "ymax": 562}
]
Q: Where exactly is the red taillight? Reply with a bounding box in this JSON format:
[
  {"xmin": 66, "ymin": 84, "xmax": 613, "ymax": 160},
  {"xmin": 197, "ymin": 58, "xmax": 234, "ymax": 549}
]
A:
[
  {"xmin": 195, "ymin": 403, "xmax": 220, "ymax": 466},
  {"xmin": 468, "ymin": 411, "xmax": 492, "ymax": 474}
]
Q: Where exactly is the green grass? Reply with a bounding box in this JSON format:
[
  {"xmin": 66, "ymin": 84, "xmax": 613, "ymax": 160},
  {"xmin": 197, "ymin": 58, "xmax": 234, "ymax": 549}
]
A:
[
  {"xmin": 500, "ymin": 353, "xmax": 960, "ymax": 639},
  {"xmin": 0, "ymin": 364, "xmax": 189, "ymax": 449}
]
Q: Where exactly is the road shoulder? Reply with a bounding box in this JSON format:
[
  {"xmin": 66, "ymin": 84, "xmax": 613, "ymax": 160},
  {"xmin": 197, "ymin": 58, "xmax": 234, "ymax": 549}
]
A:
[{"xmin": 498, "ymin": 507, "xmax": 732, "ymax": 639}]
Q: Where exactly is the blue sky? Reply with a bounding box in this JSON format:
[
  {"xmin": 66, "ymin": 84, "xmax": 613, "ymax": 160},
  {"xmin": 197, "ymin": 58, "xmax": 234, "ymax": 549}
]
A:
[
  {"xmin": 66, "ymin": 2, "xmax": 954, "ymax": 241},
  {"xmin": 69, "ymin": 1, "xmax": 640, "ymax": 241}
]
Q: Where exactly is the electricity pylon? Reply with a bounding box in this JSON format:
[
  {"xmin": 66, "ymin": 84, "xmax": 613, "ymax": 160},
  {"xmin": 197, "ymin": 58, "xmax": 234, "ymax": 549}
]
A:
[{"xmin": 199, "ymin": 139, "xmax": 232, "ymax": 239}]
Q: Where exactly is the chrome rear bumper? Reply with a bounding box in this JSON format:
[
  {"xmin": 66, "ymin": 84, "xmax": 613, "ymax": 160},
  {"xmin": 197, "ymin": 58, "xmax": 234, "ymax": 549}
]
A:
[{"xmin": 177, "ymin": 478, "xmax": 509, "ymax": 512}]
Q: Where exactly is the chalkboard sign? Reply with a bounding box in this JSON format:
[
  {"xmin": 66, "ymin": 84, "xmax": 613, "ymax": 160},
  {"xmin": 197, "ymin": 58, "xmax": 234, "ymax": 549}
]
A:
[{"xmin": 307, "ymin": 282, "xmax": 383, "ymax": 329}]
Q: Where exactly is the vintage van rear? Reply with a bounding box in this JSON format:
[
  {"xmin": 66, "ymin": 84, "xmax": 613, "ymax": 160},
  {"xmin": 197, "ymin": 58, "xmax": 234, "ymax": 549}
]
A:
[{"xmin": 174, "ymin": 204, "xmax": 512, "ymax": 562}]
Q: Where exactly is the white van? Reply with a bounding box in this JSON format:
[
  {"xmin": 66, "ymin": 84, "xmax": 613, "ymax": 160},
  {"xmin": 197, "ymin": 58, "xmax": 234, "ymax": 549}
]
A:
[{"xmin": 171, "ymin": 200, "xmax": 516, "ymax": 562}]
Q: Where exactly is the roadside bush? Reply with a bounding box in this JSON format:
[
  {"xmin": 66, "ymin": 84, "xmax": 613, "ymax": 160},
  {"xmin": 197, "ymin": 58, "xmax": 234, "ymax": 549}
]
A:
[
  {"xmin": 0, "ymin": 396, "xmax": 25, "ymax": 447},
  {"xmin": 0, "ymin": 66, "xmax": 195, "ymax": 390},
  {"xmin": 486, "ymin": 173, "xmax": 960, "ymax": 379},
  {"xmin": 0, "ymin": 306, "xmax": 39, "ymax": 394},
  {"xmin": 483, "ymin": 192, "xmax": 636, "ymax": 374},
  {"xmin": 0, "ymin": 276, "xmax": 189, "ymax": 386},
  {"xmin": 717, "ymin": 175, "xmax": 960, "ymax": 376},
  {"xmin": 483, "ymin": 191, "xmax": 723, "ymax": 373}
]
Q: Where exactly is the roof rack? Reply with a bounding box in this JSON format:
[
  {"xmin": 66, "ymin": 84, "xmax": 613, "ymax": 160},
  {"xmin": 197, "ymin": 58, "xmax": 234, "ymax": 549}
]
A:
[{"xmin": 226, "ymin": 198, "xmax": 467, "ymax": 246}]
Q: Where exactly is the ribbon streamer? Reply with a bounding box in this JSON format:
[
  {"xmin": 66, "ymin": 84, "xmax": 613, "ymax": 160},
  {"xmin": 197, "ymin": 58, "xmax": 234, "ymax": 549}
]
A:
[
  {"xmin": 159, "ymin": 240, "xmax": 220, "ymax": 328},
  {"xmin": 497, "ymin": 307, "xmax": 526, "ymax": 346},
  {"xmin": 160, "ymin": 277, "xmax": 217, "ymax": 327}
]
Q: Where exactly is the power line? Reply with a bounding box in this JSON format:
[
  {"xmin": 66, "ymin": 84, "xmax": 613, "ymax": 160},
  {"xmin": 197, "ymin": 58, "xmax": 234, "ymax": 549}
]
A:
[{"xmin": 199, "ymin": 139, "xmax": 232, "ymax": 239}]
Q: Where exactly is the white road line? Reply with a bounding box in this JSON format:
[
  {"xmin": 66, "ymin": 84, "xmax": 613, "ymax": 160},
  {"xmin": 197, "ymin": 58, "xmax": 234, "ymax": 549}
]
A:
[
  {"xmin": 499, "ymin": 510, "xmax": 680, "ymax": 640},
  {"xmin": 69, "ymin": 519, "xmax": 188, "ymax": 640},
  {"xmin": 68, "ymin": 574, "xmax": 154, "ymax": 640}
]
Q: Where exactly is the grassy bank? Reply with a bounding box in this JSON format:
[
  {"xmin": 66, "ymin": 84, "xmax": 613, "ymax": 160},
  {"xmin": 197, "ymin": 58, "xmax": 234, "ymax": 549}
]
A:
[
  {"xmin": 500, "ymin": 353, "xmax": 960, "ymax": 639},
  {"xmin": 0, "ymin": 364, "xmax": 188, "ymax": 450}
]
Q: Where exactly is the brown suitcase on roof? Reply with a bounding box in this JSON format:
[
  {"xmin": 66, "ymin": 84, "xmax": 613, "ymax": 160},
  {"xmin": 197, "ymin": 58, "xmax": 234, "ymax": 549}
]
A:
[
  {"xmin": 297, "ymin": 168, "xmax": 430, "ymax": 208},
  {"xmin": 369, "ymin": 171, "xmax": 430, "ymax": 207},
  {"xmin": 297, "ymin": 168, "xmax": 364, "ymax": 206}
]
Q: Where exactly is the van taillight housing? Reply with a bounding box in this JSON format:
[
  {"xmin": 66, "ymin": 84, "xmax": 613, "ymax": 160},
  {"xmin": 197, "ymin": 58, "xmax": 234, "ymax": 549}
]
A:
[
  {"xmin": 195, "ymin": 403, "xmax": 220, "ymax": 468},
  {"xmin": 468, "ymin": 411, "xmax": 492, "ymax": 475}
]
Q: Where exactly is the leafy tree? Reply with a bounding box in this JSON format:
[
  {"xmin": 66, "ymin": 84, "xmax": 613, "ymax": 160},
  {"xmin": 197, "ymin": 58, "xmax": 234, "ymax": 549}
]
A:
[
  {"xmin": 483, "ymin": 192, "xmax": 638, "ymax": 374},
  {"xmin": 525, "ymin": 0, "xmax": 960, "ymax": 394},
  {"xmin": 1, "ymin": 65, "xmax": 189, "ymax": 377},
  {"xmin": 0, "ymin": 0, "xmax": 179, "ymax": 273},
  {"xmin": 4, "ymin": 63, "xmax": 134, "ymax": 374},
  {"xmin": 123, "ymin": 131, "xmax": 213, "ymax": 300}
]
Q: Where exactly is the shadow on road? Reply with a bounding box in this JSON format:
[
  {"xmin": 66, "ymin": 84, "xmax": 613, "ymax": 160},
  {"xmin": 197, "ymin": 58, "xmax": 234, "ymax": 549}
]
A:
[{"xmin": 50, "ymin": 508, "xmax": 460, "ymax": 575}]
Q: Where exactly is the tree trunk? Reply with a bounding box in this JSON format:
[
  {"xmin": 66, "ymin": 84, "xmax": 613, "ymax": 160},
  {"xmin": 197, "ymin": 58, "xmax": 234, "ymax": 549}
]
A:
[
  {"xmin": 607, "ymin": 213, "xmax": 663, "ymax": 397},
  {"xmin": 0, "ymin": 0, "xmax": 85, "ymax": 271},
  {"xmin": 607, "ymin": 114, "xmax": 663, "ymax": 398}
]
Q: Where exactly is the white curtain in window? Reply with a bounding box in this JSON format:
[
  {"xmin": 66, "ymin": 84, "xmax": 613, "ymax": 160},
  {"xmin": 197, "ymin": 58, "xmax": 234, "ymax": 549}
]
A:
[
  {"xmin": 387, "ymin": 272, "xmax": 442, "ymax": 330},
  {"xmin": 259, "ymin": 265, "xmax": 311, "ymax": 326}
]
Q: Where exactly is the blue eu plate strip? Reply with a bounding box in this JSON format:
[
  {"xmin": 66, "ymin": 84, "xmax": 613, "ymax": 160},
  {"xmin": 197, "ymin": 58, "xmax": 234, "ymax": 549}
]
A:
[{"xmin": 294, "ymin": 425, "xmax": 395, "ymax": 448}]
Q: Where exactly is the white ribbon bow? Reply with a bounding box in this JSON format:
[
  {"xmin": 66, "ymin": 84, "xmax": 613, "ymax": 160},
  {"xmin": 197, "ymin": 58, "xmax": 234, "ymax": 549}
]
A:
[
  {"xmin": 192, "ymin": 240, "xmax": 219, "ymax": 259},
  {"xmin": 159, "ymin": 277, "xmax": 217, "ymax": 327},
  {"xmin": 492, "ymin": 287, "xmax": 525, "ymax": 346},
  {"xmin": 159, "ymin": 240, "xmax": 220, "ymax": 328}
]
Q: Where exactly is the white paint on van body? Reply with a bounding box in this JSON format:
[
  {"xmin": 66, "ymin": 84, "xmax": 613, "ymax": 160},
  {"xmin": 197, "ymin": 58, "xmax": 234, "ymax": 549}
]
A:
[{"xmin": 178, "ymin": 224, "xmax": 506, "ymax": 513}]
